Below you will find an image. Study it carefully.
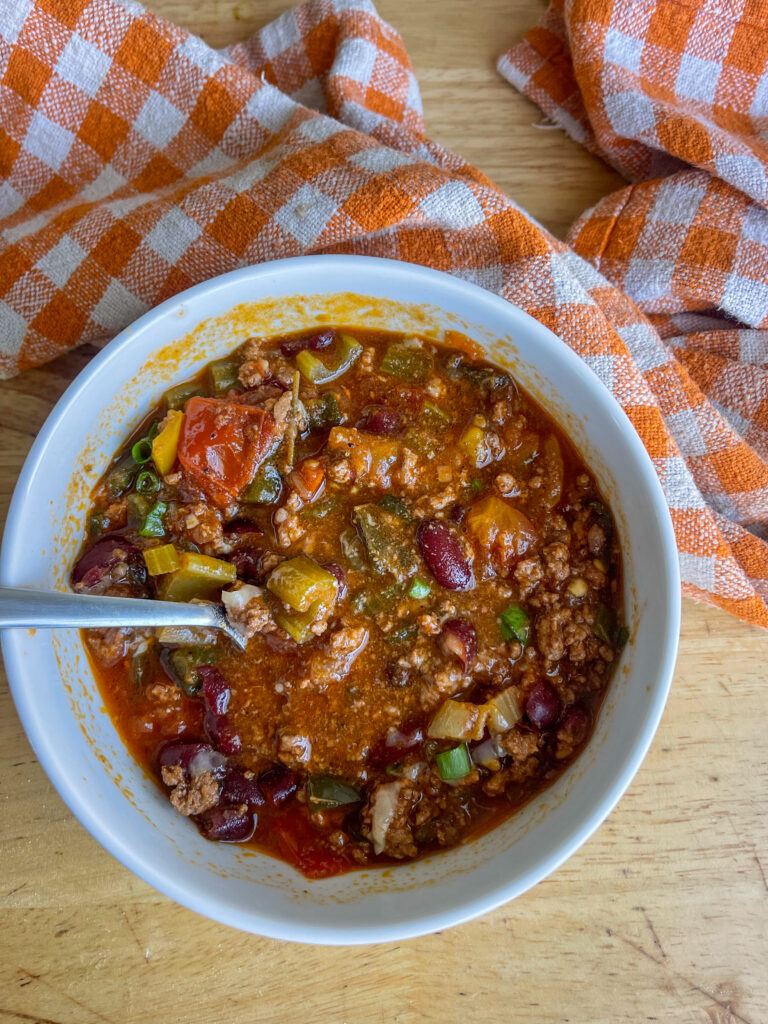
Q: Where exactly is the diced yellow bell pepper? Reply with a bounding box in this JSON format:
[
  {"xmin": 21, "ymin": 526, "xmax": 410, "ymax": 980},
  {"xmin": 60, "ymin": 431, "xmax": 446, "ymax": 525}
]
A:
[
  {"xmin": 158, "ymin": 552, "xmax": 236, "ymax": 602},
  {"xmin": 266, "ymin": 555, "xmax": 337, "ymax": 613},
  {"xmin": 151, "ymin": 409, "xmax": 184, "ymax": 476},
  {"xmin": 143, "ymin": 543, "xmax": 180, "ymax": 576},
  {"xmin": 459, "ymin": 425, "xmax": 487, "ymax": 467}
]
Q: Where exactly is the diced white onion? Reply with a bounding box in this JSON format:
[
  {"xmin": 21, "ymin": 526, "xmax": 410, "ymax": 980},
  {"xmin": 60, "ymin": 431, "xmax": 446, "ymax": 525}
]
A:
[
  {"xmin": 486, "ymin": 687, "xmax": 521, "ymax": 734},
  {"xmin": 428, "ymin": 699, "xmax": 487, "ymax": 741},
  {"xmin": 369, "ymin": 781, "xmax": 401, "ymax": 855},
  {"xmin": 189, "ymin": 748, "xmax": 228, "ymax": 778}
]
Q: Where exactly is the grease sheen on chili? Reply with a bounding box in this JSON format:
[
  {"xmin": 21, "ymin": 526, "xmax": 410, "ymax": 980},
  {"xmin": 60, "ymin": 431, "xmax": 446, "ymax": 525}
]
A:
[{"xmin": 72, "ymin": 326, "xmax": 626, "ymax": 879}]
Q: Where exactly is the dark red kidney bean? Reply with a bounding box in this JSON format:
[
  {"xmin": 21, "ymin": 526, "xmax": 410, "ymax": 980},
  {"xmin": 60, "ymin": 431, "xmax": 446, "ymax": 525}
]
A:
[
  {"xmin": 323, "ymin": 561, "xmax": 347, "ymax": 599},
  {"xmin": 369, "ymin": 718, "xmax": 424, "ymax": 765},
  {"xmin": 219, "ymin": 765, "xmax": 265, "ymax": 808},
  {"xmin": 525, "ymin": 681, "xmax": 561, "ymax": 730},
  {"xmin": 385, "ymin": 661, "xmax": 410, "ymax": 688},
  {"xmin": 279, "ymin": 329, "xmax": 334, "ymax": 357},
  {"xmin": 199, "ymin": 666, "xmax": 230, "ymax": 716},
  {"xmin": 197, "ymin": 806, "xmax": 256, "ymax": 843},
  {"xmin": 204, "ymin": 711, "xmax": 241, "ymax": 756},
  {"xmin": 258, "ymin": 766, "xmax": 300, "ymax": 807},
  {"xmin": 447, "ymin": 503, "xmax": 466, "ymax": 524},
  {"xmin": 416, "ymin": 519, "xmax": 473, "ymax": 591},
  {"xmin": 71, "ymin": 535, "xmax": 140, "ymax": 588},
  {"xmin": 224, "ymin": 518, "xmax": 263, "ymax": 539},
  {"xmin": 230, "ymin": 546, "xmax": 266, "ymax": 583},
  {"xmin": 558, "ymin": 704, "xmax": 591, "ymax": 747},
  {"xmin": 357, "ymin": 406, "xmax": 401, "ymax": 436},
  {"xmin": 156, "ymin": 741, "xmax": 210, "ymax": 776},
  {"xmin": 440, "ymin": 619, "xmax": 477, "ymax": 673}
]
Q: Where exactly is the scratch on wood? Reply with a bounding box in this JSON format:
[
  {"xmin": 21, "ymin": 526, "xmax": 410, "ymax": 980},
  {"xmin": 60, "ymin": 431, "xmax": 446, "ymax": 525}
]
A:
[
  {"xmin": 17, "ymin": 968, "xmax": 117, "ymax": 1024},
  {"xmin": 754, "ymin": 852, "xmax": 768, "ymax": 894},
  {"xmin": 633, "ymin": 906, "xmax": 666, "ymax": 959},
  {"xmin": 610, "ymin": 933, "xmax": 754, "ymax": 1024},
  {"xmin": 118, "ymin": 906, "xmax": 147, "ymax": 962},
  {"xmin": 5, "ymin": 882, "xmax": 27, "ymax": 898},
  {"xmin": 0, "ymin": 1007, "xmax": 68, "ymax": 1024}
]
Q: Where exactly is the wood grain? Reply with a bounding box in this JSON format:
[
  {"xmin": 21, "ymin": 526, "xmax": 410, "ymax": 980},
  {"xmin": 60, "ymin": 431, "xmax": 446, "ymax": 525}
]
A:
[{"xmin": 0, "ymin": 3, "xmax": 765, "ymax": 1022}]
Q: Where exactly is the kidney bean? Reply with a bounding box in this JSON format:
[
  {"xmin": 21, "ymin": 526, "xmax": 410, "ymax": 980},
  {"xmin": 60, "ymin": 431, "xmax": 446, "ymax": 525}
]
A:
[
  {"xmin": 358, "ymin": 406, "xmax": 401, "ymax": 435},
  {"xmin": 447, "ymin": 503, "xmax": 466, "ymax": 524},
  {"xmin": 72, "ymin": 535, "xmax": 141, "ymax": 589},
  {"xmin": 219, "ymin": 764, "xmax": 265, "ymax": 808},
  {"xmin": 230, "ymin": 546, "xmax": 267, "ymax": 583},
  {"xmin": 197, "ymin": 806, "xmax": 256, "ymax": 843},
  {"xmin": 224, "ymin": 518, "xmax": 263, "ymax": 539},
  {"xmin": 369, "ymin": 718, "xmax": 424, "ymax": 766},
  {"xmin": 198, "ymin": 667, "xmax": 241, "ymax": 755},
  {"xmin": 156, "ymin": 741, "xmax": 211, "ymax": 776},
  {"xmin": 440, "ymin": 619, "xmax": 477, "ymax": 673},
  {"xmin": 279, "ymin": 329, "xmax": 334, "ymax": 356},
  {"xmin": 558, "ymin": 704, "xmax": 591, "ymax": 747},
  {"xmin": 258, "ymin": 766, "xmax": 300, "ymax": 807},
  {"xmin": 416, "ymin": 519, "xmax": 473, "ymax": 591},
  {"xmin": 323, "ymin": 561, "xmax": 348, "ymax": 599},
  {"xmin": 525, "ymin": 681, "xmax": 561, "ymax": 730}
]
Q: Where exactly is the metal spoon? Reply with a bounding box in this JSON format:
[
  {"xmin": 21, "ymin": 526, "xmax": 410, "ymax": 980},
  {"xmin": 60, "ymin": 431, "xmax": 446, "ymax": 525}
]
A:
[{"xmin": 0, "ymin": 586, "xmax": 247, "ymax": 650}]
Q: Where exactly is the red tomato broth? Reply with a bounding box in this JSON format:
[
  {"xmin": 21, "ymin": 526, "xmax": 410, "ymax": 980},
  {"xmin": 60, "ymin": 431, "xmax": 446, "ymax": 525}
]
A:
[{"xmin": 74, "ymin": 326, "xmax": 625, "ymax": 878}]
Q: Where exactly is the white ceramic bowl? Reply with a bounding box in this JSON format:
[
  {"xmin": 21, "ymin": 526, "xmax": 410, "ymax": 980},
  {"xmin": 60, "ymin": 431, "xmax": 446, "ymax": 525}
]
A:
[{"xmin": 0, "ymin": 256, "xmax": 679, "ymax": 944}]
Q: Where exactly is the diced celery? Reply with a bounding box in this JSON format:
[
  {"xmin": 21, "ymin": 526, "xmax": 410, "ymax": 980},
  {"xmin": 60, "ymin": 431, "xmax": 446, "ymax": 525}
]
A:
[
  {"xmin": 296, "ymin": 334, "xmax": 362, "ymax": 384},
  {"xmin": 158, "ymin": 552, "xmax": 237, "ymax": 602},
  {"xmin": 273, "ymin": 599, "xmax": 324, "ymax": 644},
  {"xmin": 241, "ymin": 461, "xmax": 283, "ymax": 504},
  {"xmin": 209, "ymin": 359, "xmax": 240, "ymax": 395},
  {"xmin": 380, "ymin": 342, "xmax": 432, "ymax": 383},
  {"xmin": 143, "ymin": 544, "xmax": 180, "ymax": 576},
  {"xmin": 266, "ymin": 555, "xmax": 338, "ymax": 613}
]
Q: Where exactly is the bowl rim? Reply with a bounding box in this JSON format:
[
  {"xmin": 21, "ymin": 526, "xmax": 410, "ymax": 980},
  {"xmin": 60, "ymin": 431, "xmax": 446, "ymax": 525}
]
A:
[{"xmin": 0, "ymin": 255, "xmax": 681, "ymax": 943}]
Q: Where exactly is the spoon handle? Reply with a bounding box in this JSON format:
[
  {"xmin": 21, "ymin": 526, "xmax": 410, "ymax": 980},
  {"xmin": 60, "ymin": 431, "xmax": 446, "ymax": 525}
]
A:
[{"xmin": 0, "ymin": 586, "xmax": 219, "ymax": 630}]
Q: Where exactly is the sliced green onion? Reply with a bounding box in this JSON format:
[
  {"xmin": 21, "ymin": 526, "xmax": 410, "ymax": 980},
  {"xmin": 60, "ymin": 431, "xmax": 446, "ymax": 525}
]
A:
[
  {"xmin": 408, "ymin": 578, "xmax": 431, "ymax": 599},
  {"xmin": 131, "ymin": 437, "xmax": 153, "ymax": 464},
  {"xmin": 135, "ymin": 469, "xmax": 159, "ymax": 495},
  {"xmin": 306, "ymin": 777, "xmax": 361, "ymax": 809},
  {"xmin": 147, "ymin": 420, "xmax": 160, "ymax": 444},
  {"xmin": 435, "ymin": 743, "xmax": 472, "ymax": 781},
  {"xmin": 138, "ymin": 500, "xmax": 167, "ymax": 538},
  {"xmin": 498, "ymin": 603, "xmax": 529, "ymax": 645},
  {"xmin": 105, "ymin": 451, "xmax": 139, "ymax": 497}
]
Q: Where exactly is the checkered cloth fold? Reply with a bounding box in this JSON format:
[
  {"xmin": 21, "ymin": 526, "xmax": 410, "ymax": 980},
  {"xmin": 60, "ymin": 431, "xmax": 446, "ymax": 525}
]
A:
[{"xmin": 2, "ymin": 0, "xmax": 768, "ymax": 628}]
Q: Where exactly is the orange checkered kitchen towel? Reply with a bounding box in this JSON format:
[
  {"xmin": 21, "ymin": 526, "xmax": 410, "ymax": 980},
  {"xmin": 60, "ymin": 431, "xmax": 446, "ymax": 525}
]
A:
[{"xmin": 1, "ymin": 0, "xmax": 768, "ymax": 629}]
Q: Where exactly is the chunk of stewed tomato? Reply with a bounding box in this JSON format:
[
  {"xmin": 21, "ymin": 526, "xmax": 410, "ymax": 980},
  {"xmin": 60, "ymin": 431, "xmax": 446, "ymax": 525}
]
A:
[{"xmin": 177, "ymin": 397, "xmax": 276, "ymax": 506}]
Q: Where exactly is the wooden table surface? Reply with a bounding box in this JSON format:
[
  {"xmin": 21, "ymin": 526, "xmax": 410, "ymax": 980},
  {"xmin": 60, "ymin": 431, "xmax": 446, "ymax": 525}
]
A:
[{"xmin": 1, "ymin": 3, "xmax": 766, "ymax": 1022}]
